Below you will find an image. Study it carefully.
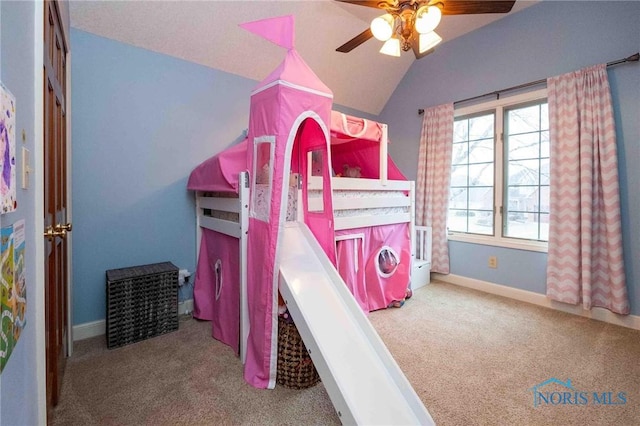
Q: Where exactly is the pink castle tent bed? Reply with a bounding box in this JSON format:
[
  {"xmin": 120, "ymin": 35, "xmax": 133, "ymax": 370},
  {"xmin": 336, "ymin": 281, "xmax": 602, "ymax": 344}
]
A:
[
  {"xmin": 187, "ymin": 110, "xmax": 422, "ymax": 355},
  {"xmin": 185, "ymin": 18, "xmax": 434, "ymax": 424}
]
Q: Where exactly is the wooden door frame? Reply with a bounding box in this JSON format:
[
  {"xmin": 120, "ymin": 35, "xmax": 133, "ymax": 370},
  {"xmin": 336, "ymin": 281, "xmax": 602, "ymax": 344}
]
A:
[{"xmin": 33, "ymin": 1, "xmax": 73, "ymax": 422}]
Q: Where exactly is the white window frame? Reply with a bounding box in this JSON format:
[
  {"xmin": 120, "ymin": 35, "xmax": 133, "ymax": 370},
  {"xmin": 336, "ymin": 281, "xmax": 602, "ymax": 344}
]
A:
[{"xmin": 448, "ymin": 88, "xmax": 548, "ymax": 253}]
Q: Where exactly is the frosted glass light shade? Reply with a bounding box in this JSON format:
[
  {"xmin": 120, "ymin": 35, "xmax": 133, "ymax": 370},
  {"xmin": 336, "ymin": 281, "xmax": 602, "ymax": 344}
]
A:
[
  {"xmin": 370, "ymin": 14, "xmax": 394, "ymax": 41},
  {"xmin": 379, "ymin": 37, "xmax": 401, "ymax": 57},
  {"xmin": 415, "ymin": 6, "xmax": 442, "ymax": 34},
  {"xmin": 419, "ymin": 31, "xmax": 442, "ymax": 53}
]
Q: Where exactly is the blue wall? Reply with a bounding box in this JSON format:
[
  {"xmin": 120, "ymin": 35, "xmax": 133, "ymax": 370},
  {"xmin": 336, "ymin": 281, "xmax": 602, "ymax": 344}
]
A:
[
  {"xmin": 70, "ymin": 30, "xmax": 371, "ymax": 325},
  {"xmin": 1, "ymin": 1, "xmax": 43, "ymax": 424},
  {"xmin": 71, "ymin": 29, "xmax": 254, "ymax": 324},
  {"xmin": 379, "ymin": 1, "xmax": 640, "ymax": 315}
]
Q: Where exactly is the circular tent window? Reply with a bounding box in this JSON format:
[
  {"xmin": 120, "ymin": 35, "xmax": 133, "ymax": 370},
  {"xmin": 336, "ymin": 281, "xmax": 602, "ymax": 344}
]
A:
[{"xmin": 376, "ymin": 246, "xmax": 399, "ymax": 278}]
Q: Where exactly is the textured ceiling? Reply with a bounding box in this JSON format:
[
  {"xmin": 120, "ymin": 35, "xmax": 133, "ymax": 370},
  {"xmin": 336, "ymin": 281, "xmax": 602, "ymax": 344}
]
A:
[{"xmin": 70, "ymin": 0, "xmax": 536, "ymax": 115}]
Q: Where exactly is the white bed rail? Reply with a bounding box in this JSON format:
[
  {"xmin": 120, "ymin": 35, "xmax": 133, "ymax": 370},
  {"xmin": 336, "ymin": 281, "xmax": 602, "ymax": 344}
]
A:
[{"xmin": 308, "ymin": 176, "xmax": 413, "ymax": 231}]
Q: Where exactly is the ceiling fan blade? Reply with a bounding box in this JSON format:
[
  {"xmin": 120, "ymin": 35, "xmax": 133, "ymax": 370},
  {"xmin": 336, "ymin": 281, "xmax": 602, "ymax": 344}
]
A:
[
  {"xmin": 440, "ymin": 1, "xmax": 516, "ymax": 15},
  {"xmin": 336, "ymin": 28, "xmax": 374, "ymax": 53},
  {"xmin": 334, "ymin": 0, "xmax": 389, "ymax": 9}
]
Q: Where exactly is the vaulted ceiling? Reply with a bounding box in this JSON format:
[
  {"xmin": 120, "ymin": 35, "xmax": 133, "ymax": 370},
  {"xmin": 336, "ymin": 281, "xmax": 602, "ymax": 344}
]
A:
[{"xmin": 70, "ymin": 0, "xmax": 537, "ymax": 115}]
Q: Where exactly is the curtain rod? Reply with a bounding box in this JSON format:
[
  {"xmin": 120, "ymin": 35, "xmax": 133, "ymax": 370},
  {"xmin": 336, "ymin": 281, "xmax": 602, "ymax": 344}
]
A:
[{"xmin": 418, "ymin": 52, "xmax": 639, "ymax": 115}]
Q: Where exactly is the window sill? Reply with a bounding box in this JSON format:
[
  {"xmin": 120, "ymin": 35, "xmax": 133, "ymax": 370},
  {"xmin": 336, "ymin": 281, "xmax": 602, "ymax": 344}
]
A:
[{"xmin": 447, "ymin": 232, "xmax": 548, "ymax": 253}]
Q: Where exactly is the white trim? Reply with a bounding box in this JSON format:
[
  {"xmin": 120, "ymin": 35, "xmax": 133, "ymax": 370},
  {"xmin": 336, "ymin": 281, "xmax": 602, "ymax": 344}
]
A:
[
  {"xmin": 251, "ymin": 79, "xmax": 333, "ymax": 99},
  {"xmin": 454, "ymin": 88, "xmax": 548, "ymax": 117},
  {"xmin": 72, "ymin": 320, "xmax": 105, "ymax": 341},
  {"xmin": 72, "ymin": 299, "xmax": 195, "ymax": 342},
  {"xmin": 433, "ymin": 273, "xmax": 640, "ymax": 331},
  {"xmin": 448, "ymin": 232, "xmax": 548, "ymax": 253},
  {"xmin": 334, "ymin": 212, "xmax": 411, "ymax": 231},
  {"xmin": 33, "ymin": 2, "xmax": 47, "ymax": 423},
  {"xmin": 66, "ymin": 49, "xmax": 74, "ymax": 357},
  {"xmin": 238, "ymin": 171, "xmax": 250, "ymax": 365},
  {"xmin": 380, "ymin": 123, "xmax": 388, "ymax": 185},
  {"xmin": 309, "ymin": 176, "xmax": 411, "ymax": 191},
  {"xmin": 335, "ymin": 233, "xmax": 365, "ymax": 272},
  {"xmin": 179, "ymin": 299, "xmax": 194, "ymax": 316}
]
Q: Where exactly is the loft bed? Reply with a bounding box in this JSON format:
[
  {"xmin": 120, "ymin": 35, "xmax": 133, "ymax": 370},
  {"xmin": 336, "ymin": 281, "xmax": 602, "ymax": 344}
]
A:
[{"xmin": 187, "ymin": 111, "xmax": 431, "ymax": 362}]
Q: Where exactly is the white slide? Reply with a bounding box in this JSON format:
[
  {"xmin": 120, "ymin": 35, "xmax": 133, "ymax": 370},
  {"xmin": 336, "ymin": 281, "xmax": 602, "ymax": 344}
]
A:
[{"xmin": 278, "ymin": 222, "xmax": 435, "ymax": 425}]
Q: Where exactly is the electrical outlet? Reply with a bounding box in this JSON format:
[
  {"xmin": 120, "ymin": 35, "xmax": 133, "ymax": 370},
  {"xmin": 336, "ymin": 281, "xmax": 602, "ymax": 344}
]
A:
[{"xmin": 488, "ymin": 256, "xmax": 498, "ymax": 269}]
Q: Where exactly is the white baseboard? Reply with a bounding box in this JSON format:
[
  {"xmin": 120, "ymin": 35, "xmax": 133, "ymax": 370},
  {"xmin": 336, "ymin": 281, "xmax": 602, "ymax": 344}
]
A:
[
  {"xmin": 179, "ymin": 299, "xmax": 194, "ymax": 316},
  {"xmin": 433, "ymin": 273, "xmax": 640, "ymax": 331},
  {"xmin": 72, "ymin": 299, "xmax": 196, "ymax": 342},
  {"xmin": 73, "ymin": 319, "xmax": 105, "ymax": 341}
]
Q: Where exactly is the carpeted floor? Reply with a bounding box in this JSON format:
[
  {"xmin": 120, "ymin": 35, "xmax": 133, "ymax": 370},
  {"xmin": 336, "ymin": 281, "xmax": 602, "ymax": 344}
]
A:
[{"xmin": 53, "ymin": 281, "xmax": 640, "ymax": 425}]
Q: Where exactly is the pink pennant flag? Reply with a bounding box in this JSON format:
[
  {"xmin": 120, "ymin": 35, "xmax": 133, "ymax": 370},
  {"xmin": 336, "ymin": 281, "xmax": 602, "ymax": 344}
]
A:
[{"xmin": 239, "ymin": 15, "xmax": 295, "ymax": 50}]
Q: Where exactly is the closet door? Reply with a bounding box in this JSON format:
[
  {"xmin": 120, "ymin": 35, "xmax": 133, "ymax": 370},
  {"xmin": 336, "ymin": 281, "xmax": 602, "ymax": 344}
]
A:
[{"xmin": 43, "ymin": 0, "xmax": 70, "ymax": 417}]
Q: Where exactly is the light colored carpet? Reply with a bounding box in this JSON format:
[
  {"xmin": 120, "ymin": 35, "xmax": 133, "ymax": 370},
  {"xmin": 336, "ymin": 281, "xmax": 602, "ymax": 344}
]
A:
[{"xmin": 53, "ymin": 281, "xmax": 640, "ymax": 425}]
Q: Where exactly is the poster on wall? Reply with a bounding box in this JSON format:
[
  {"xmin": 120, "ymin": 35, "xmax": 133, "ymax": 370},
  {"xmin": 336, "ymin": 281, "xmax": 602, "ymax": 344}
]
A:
[
  {"xmin": 0, "ymin": 221, "xmax": 26, "ymax": 373},
  {"xmin": 0, "ymin": 83, "xmax": 16, "ymax": 214}
]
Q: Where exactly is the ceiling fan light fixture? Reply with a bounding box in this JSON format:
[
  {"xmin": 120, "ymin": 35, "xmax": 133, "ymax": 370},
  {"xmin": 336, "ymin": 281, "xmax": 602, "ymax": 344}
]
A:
[
  {"xmin": 419, "ymin": 30, "xmax": 442, "ymax": 53},
  {"xmin": 379, "ymin": 37, "xmax": 401, "ymax": 57},
  {"xmin": 370, "ymin": 13, "xmax": 395, "ymax": 41},
  {"xmin": 415, "ymin": 5, "xmax": 442, "ymax": 34}
]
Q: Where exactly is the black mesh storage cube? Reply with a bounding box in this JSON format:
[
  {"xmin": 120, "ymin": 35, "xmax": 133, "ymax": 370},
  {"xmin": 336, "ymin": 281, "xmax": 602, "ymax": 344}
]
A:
[{"xmin": 106, "ymin": 262, "xmax": 179, "ymax": 349}]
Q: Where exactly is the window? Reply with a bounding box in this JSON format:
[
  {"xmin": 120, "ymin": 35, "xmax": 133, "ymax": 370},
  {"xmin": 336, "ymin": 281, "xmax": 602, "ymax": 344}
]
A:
[
  {"xmin": 250, "ymin": 136, "xmax": 275, "ymax": 221},
  {"xmin": 448, "ymin": 89, "xmax": 548, "ymax": 252},
  {"xmin": 504, "ymin": 102, "xmax": 549, "ymax": 241}
]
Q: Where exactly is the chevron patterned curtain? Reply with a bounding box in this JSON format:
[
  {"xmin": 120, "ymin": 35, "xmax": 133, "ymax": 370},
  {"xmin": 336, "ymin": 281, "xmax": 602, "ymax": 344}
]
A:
[
  {"xmin": 416, "ymin": 103, "xmax": 454, "ymax": 274},
  {"xmin": 545, "ymin": 64, "xmax": 629, "ymax": 314}
]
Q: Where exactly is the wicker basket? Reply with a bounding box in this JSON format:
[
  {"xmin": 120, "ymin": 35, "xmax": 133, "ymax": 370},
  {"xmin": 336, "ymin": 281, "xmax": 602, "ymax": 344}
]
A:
[
  {"xmin": 106, "ymin": 262, "xmax": 179, "ymax": 349},
  {"xmin": 276, "ymin": 316, "xmax": 320, "ymax": 389}
]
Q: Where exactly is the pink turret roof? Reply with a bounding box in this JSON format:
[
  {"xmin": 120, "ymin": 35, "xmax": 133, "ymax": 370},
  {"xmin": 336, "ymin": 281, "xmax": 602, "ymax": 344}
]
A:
[{"xmin": 253, "ymin": 49, "xmax": 332, "ymax": 97}]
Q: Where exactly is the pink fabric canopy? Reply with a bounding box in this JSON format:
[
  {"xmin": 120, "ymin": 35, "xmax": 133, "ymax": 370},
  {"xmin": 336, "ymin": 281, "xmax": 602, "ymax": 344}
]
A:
[
  {"xmin": 187, "ymin": 113, "xmax": 405, "ymax": 192},
  {"xmin": 187, "ymin": 139, "xmax": 248, "ymax": 193}
]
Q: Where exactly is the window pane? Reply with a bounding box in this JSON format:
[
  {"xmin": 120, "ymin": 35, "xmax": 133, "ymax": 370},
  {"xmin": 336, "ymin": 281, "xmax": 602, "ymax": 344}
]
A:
[
  {"xmin": 540, "ymin": 131, "xmax": 550, "ymax": 158},
  {"xmin": 449, "ymin": 112, "xmax": 495, "ymax": 236},
  {"xmin": 508, "ymin": 104, "xmax": 541, "ymax": 134},
  {"xmin": 539, "ymin": 186, "xmax": 550, "ymax": 213},
  {"xmin": 540, "ymin": 158, "xmax": 550, "ymax": 185},
  {"xmin": 505, "ymin": 213, "xmax": 541, "ymax": 240},
  {"xmin": 468, "ymin": 187, "xmax": 493, "ymax": 210},
  {"xmin": 540, "ymin": 103, "xmax": 549, "ymax": 130},
  {"xmin": 508, "ymin": 160, "xmax": 540, "ymax": 185},
  {"xmin": 469, "ymin": 114, "xmax": 494, "ymax": 140},
  {"xmin": 507, "ymin": 186, "xmax": 540, "ymax": 212},
  {"xmin": 453, "ymin": 121, "xmax": 468, "ymax": 143},
  {"xmin": 448, "ymin": 210, "xmax": 469, "ymax": 232},
  {"xmin": 469, "ymin": 163, "xmax": 493, "ymax": 187},
  {"xmin": 469, "ymin": 138, "xmax": 494, "ymax": 163},
  {"xmin": 452, "ymin": 142, "xmax": 468, "ymax": 165},
  {"xmin": 451, "ymin": 164, "xmax": 468, "ymax": 187},
  {"xmin": 449, "ymin": 187, "xmax": 468, "ymax": 209},
  {"xmin": 539, "ymin": 213, "xmax": 549, "ymax": 241},
  {"xmin": 508, "ymin": 133, "xmax": 540, "ymax": 160},
  {"xmin": 469, "ymin": 212, "xmax": 493, "ymax": 235},
  {"xmin": 504, "ymin": 99, "xmax": 548, "ymax": 242}
]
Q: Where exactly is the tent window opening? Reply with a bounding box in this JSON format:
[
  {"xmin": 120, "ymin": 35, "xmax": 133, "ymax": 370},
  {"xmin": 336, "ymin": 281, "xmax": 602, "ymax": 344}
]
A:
[
  {"xmin": 251, "ymin": 136, "xmax": 275, "ymax": 221},
  {"xmin": 376, "ymin": 246, "xmax": 399, "ymax": 278},
  {"xmin": 307, "ymin": 149, "xmax": 324, "ymax": 213}
]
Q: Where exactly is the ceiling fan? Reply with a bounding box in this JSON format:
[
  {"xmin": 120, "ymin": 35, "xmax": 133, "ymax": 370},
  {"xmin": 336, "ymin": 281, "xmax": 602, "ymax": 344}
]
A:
[{"xmin": 336, "ymin": 0, "xmax": 516, "ymax": 59}]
